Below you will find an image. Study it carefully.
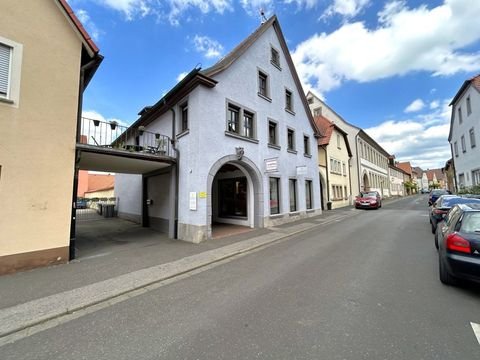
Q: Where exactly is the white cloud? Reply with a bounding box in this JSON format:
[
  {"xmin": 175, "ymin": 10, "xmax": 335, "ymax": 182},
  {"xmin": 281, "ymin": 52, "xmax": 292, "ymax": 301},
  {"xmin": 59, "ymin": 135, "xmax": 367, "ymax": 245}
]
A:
[
  {"xmin": 76, "ymin": 9, "xmax": 102, "ymax": 41},
  {"xmin": 292, "ymin": 0, "xmax": 480, "ymax": 96},
  {"xmin": 322, "ymin": 0, "xmax": 370, "ymax": 19},
  {"xmin": 176, "ymin": 71, "xmax": 189, "ymax": 82},
  {"xmin": 430, "ymin": 100, "xmax": 440, "ymax": 109},
  {"xmin": 91, "ymin": 0, "xmax": 232, "ymax": 25},
  {"xmin": 240, "ymin": 0, "xmax": 274, "ymax": 17},
  {"xmin": 404, "ymin": 99, "xmax": 425, "ymax": 113},
  {"xmin": 365, "ymin": 100, "xmax": 452, "ymax": 168},
  {"xmin": 192, "ymin": 35, "xmax": 224, "ymax": 58}
]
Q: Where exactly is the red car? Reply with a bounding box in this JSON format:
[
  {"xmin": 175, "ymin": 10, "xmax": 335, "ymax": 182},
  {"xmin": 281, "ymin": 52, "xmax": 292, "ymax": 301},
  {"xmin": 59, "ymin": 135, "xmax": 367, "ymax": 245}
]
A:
[{"xmin": 355, "ymin": 191, "xmax": 382, "ymax": 209}]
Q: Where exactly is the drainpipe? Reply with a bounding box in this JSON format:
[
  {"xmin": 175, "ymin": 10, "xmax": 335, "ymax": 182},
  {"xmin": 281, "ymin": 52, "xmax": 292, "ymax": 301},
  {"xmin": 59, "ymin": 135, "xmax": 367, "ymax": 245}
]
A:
[
  {"xmin": 348, "ymin": 156, "xmax": 353, "ymax": 204},
  {"xmin": 325, "ymin": 146, "xmax": 330, "ymax": 209},
  {"xmin": 171, "ymin": 108, "xmax": 179, "ymax": 239}
]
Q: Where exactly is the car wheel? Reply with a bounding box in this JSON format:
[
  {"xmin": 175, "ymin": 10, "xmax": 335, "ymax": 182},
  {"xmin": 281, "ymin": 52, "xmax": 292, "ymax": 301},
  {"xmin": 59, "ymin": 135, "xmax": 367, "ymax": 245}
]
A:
[
  {"xmin": 434, "ymin": 231, "xmax": 439, "ymax": 250},
  {"xmin": 431, "ymin": 220, "xmax": 436, "ymax": 234},
  {"xmin": 439, "ymin": 256, "xmax": 456, "ymax": 286}
]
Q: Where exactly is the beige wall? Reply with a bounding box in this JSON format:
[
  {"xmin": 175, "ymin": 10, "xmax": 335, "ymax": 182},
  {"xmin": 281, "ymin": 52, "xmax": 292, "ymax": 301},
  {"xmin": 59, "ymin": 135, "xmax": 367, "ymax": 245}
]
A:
[
  {"xmin": 0, "ymin": 0, "xmax": 82, "ymax": 260},
  {"xmin": 327, "ymin": 129, "xmax": 351, "ymax": 209}
]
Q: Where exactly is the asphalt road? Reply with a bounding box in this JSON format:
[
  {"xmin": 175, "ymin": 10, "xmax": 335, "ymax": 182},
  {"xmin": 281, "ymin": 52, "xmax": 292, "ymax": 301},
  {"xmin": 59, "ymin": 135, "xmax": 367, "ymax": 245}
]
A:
[{"xmin": 2, "ymin": 195, "xmax": 480, "ymax": 359}]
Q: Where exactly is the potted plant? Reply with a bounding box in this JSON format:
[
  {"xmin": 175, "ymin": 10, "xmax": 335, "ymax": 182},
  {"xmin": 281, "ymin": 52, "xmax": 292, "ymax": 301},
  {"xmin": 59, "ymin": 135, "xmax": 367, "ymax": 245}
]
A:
[
  {"xmin": 109, "ymin": 120, "xmax": 118, "ymax": 130},
  {"xmin": 138, "ymin": 126, "xmax": 145, "ymax": 136}
]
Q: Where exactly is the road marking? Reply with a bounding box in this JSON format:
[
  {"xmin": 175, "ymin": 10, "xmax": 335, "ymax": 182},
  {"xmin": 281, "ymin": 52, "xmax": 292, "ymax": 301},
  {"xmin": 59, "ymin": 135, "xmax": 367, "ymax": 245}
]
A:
[{"xmin": 471, "ymin": 322, "xmax": 480, "ymax": 345}]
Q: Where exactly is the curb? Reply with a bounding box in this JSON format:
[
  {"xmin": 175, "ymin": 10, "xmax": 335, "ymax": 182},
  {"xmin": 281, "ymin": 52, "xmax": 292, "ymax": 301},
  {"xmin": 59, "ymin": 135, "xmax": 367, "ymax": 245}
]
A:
[{"xmin": 0, "ymin": 214, "xmax": 350, "ymax": 339}]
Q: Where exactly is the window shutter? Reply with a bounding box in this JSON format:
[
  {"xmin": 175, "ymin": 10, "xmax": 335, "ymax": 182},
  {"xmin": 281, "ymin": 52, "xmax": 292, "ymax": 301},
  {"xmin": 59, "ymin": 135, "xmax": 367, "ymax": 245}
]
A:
[{"xmin": 0, "ymin": 44, "xmax": 11, "ymax": 97}]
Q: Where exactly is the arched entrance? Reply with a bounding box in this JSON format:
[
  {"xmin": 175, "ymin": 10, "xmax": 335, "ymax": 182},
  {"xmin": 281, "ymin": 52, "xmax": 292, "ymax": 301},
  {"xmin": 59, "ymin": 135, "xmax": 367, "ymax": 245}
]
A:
[
  {"xmin": 363, "ymin": 172, "xmax": 370, "ymax": 191},
  {"xmin": 207, "ymin": 155, "xmax": 263, "ymax": 239}
]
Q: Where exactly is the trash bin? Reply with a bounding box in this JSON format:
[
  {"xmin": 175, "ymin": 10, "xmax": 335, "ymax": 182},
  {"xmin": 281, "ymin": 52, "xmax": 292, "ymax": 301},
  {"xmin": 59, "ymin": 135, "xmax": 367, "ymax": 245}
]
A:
[
  {"xmin": 97, "ymin": 203, "xmax": 103, "ymax": 215},
  {"xmin": 327, "ymin": 201, "xmax": 332, "ymax": 210},
  {"xmin": 103, "ymin": 204, "xmax": 115, "ymax": 218}
]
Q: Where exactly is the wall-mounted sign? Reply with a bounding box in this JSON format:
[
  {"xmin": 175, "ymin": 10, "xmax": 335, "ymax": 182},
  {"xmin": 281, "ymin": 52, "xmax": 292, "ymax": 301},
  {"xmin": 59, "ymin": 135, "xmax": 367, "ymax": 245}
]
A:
[
  {"xmin": 296, "ymin": 166, "xmax": 307, "ymax": 176},
  {"xmin": 199, "ymin": 192, "xmax": 207, "ymax": 199},
  {"xmin": 265, "ymin": 158, "xmax": 278, "ymax": 173},
  {"xmin": 189, "ymin": 192, "xmax": 197, "ymax": 210}
]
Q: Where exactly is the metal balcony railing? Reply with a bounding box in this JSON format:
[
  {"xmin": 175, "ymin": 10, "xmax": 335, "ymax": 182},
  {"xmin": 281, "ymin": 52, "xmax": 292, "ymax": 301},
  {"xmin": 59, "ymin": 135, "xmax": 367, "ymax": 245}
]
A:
[{"xmin": 78, "ymin": 117, "xmax": 175, "ymax": 157}]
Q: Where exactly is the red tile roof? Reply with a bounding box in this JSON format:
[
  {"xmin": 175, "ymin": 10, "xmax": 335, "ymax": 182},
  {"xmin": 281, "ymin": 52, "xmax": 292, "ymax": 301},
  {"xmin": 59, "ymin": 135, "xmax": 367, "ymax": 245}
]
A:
[
  {"xmin": 86, "ymin": 174, "xmax": 115, "ymax": 193},
  {"xmin": 314, "ymin": 115, "xmax": 334, "ymax": 146},
  {"xmin": 57, "ymin": 0, "xmax": 99, "ymax": 54},
  {"xmin": 396, "ymin": 162, "xmax": 412, "ymax": 175}
]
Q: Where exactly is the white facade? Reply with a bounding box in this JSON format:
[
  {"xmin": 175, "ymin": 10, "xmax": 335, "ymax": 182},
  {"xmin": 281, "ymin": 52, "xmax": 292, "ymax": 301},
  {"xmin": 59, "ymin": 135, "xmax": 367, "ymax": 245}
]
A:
[
  {"xmin": 307, "ymin": 92, "xmax": 360, "ymax": 197},
  {"xmin": 389, "ymin": 166, "xmax": 405, "ymax": 196},
  {"xmin": 449, "ymin": 77, "xmax": 480, "ymax": 189},
  {"xmin": 357, "ymin": 132, "xmax": 390, "ymax": 197},
  {"xmin": 116, "ymin": 17, "xmax": 321, "ymax": 242}
]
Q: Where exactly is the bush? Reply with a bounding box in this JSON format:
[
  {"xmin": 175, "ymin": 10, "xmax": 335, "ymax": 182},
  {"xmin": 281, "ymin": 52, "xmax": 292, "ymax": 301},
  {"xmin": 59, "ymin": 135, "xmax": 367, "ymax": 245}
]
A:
[{"xmin": 458, "ymin": 185, "xmax": 480, "ymax": 195}]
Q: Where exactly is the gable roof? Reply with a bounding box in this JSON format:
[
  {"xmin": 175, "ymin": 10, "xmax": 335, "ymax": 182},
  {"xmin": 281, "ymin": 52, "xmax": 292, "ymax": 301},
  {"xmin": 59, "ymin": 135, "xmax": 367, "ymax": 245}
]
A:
[
  {"xmin": 426, "ymin": 168, "xmax": 445, "ymax": 182},
  {"xmin": 56, "ymin": 0, "xmax": 103, "ymax": 88},
  {"xmin": 313, "ymin": 115, "xmax": 352, "ymax": 156},
  {"xmin": 202, "ymin": 15, "xmax": 321, "ymax": 138},
  {"xmin": 448, "ymin": 74, "xmax": 480, "ymax": 141},
  {"xmin": 57, "ymin": 0, "xmax": 99, "ymax": 55},
  {"xmin": 306, "ymin": 90, "xmax": 361, "ymax": 132},
  {"xmin": 358, "ymin": 130, "xmax": 391, "ymax": 158},
  {"xmin": 396, "ymin": 162, "xmax": 412, "ymax": 175}
]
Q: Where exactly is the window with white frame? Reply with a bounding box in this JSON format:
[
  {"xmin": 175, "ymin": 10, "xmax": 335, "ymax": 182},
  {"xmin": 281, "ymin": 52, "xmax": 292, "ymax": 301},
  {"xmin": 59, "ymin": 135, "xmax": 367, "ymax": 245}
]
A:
[
  {"xmin": 268, "ymin": 120, "xmax": 278, "ymax": 146},
  {"xmin": 458, "ymin": 107, "xmax": 463, "ymax": 124},
  {"xmin": 461, "ymin": 135, "xmax": 466, "ymax": 152},
  {"xmin": 467, "ymin": 96, "xmax": 472, "ymax": 116},
  {"xmin": 0, "ymin": 37, "xmax": 22, "ymax": 105},
  {"xmin": 269, "ymin": 177, "xmax": 280, "ymax": 215},
  {"xmin": 0, "ymin": 43, "xmax": 11, "ymax": 98},
  {"xmin": 454, "ymin": 141, "xmax": 458, "ymax": 157},
  {"xmin": 470, "ymin": 127, "xmax": 476, "ymax": 148}
]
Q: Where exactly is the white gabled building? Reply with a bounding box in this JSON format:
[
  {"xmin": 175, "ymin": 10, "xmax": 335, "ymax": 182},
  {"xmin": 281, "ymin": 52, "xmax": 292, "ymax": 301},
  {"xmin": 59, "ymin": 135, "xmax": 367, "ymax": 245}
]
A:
[
  {"xmin": 448, "ymin": 74, "xmax": 480, "ymax": 189},
  {"xmin": 115, "ymin": 16, "xmax": 322, "ymax": 243}
]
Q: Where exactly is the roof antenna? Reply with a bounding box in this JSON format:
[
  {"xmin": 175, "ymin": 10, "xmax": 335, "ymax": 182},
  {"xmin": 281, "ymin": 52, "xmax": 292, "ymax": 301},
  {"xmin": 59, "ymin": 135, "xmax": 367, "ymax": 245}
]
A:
[{"xmin": 260, "ymin": 8, "xmax": 267, "ymax": 24}]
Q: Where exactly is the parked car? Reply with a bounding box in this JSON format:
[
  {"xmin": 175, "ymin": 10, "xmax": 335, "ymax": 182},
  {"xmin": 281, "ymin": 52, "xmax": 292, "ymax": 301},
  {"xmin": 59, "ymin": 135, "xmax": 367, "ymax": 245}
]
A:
[
  {"xmin": 76, "ymin": 198, "xmax": 87, "ymax": 209},
  {"xmin": 429, "ymin": 195, "xmax": 460, "ymax": 233},
  {"xmin": 428, "ymin": 189, "xmax": 451, "ymax": 206},
  {"xmin": 355, "ymin": 191, "xmax": 382, "ymax": 209},
  {"xmin": 420, "ymin": 189, "xmax": 429, "ymax": 194},
  {"xmin": 436, "ymin": 203, "xmax": 480, "ymax": 285}
]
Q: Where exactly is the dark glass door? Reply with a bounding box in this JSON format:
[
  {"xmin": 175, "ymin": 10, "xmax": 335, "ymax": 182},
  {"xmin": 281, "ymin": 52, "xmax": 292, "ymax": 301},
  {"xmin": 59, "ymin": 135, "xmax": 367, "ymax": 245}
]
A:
[{"xmin": 218, "ymin": 177, "xmax": 247, "ymax": 217}]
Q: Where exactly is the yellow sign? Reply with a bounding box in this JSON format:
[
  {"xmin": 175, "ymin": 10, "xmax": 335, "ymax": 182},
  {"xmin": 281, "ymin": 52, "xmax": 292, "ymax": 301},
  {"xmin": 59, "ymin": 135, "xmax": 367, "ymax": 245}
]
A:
[{"xmin": 199, "ymin": 192, "xmax": 207, "ymax": 198}]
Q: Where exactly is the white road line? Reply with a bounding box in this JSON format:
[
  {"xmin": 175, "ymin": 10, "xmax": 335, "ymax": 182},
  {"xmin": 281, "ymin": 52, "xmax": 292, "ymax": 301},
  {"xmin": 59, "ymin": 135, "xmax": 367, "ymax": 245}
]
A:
[{"xmin": 471, "ymin": 322, "xmax": 480, "ymax": 345}]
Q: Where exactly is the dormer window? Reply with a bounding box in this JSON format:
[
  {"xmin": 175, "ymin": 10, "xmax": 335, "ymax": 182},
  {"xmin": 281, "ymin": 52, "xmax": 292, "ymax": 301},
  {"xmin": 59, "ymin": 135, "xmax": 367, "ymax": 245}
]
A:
[{"xmin": 271, "ymin": 47, "xmax": 280, "ymax": 68}]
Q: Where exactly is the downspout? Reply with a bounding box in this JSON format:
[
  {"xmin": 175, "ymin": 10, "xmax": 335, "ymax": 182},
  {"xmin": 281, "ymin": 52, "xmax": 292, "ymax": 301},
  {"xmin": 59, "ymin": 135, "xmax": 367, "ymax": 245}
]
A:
[
  {"xmin": 69, "ymin": 57, "xmax": 99, "ymax": 260},
  {"xmin": 348, "ymin": 156, "xmax": 353, "ymax": 204},
  {"xmin": 325, "ymin": 146, "xmax": 330, "ymax": 205},
  {"xmin": 171, "ymin": 108, "xmax": 179, "ymax": 239}
]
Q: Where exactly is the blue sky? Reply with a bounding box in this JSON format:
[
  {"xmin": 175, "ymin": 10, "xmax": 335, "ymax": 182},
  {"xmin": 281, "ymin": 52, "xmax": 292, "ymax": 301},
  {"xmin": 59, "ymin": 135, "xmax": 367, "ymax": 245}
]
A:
[{"xmin": 70, "ymin": 0, "xmax": 480, "ymax": 169}]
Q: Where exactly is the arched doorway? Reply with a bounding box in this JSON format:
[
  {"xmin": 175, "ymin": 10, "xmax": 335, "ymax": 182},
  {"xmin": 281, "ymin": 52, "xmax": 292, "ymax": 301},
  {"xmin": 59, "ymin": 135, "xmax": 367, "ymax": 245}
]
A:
[
  {"xmin": 363, "ymin": 172, "xmax": 370, "ymax": 191},
  {"xmin": 207, "ymin": 155, "xmax": 263, "ymax": 239}
]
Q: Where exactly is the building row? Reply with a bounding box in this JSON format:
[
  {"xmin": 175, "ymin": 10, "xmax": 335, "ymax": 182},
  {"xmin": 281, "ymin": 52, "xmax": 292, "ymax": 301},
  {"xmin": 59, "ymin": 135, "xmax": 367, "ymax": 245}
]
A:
[{"xmin": 1, "ymin": 1, "xmax": 416, "ymax": 274}]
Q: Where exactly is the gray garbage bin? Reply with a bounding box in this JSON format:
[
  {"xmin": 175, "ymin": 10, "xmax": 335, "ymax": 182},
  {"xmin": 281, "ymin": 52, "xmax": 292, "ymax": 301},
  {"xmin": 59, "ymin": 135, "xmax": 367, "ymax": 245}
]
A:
[
  {"xmin": 104, "ymin": 204, "xmax": 115, "ymax": 218},
  {"xmin": 327, "ymin": 201, "xmax": 332, "ymax": 210}
]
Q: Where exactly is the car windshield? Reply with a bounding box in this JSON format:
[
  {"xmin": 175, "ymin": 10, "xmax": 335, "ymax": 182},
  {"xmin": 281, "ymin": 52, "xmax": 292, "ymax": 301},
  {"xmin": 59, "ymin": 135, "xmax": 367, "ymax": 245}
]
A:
[
  {"xmin": 460, "ymin": 212, "xmax": 480, "ymax": 234},
  {"xmin": 359, "ymin": 192, "xmax": 377, "ymax": 197},
  {"xmin": 432, "ymin": 189, "xmax": 447, "ymax": 195}
]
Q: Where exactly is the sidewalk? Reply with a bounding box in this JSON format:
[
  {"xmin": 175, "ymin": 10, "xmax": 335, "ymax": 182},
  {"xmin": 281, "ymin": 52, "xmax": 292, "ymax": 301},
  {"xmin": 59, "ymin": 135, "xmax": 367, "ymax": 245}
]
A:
[{"xmin": 0, "ymin": 207, "xmax": 363, "ymax": 340}]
